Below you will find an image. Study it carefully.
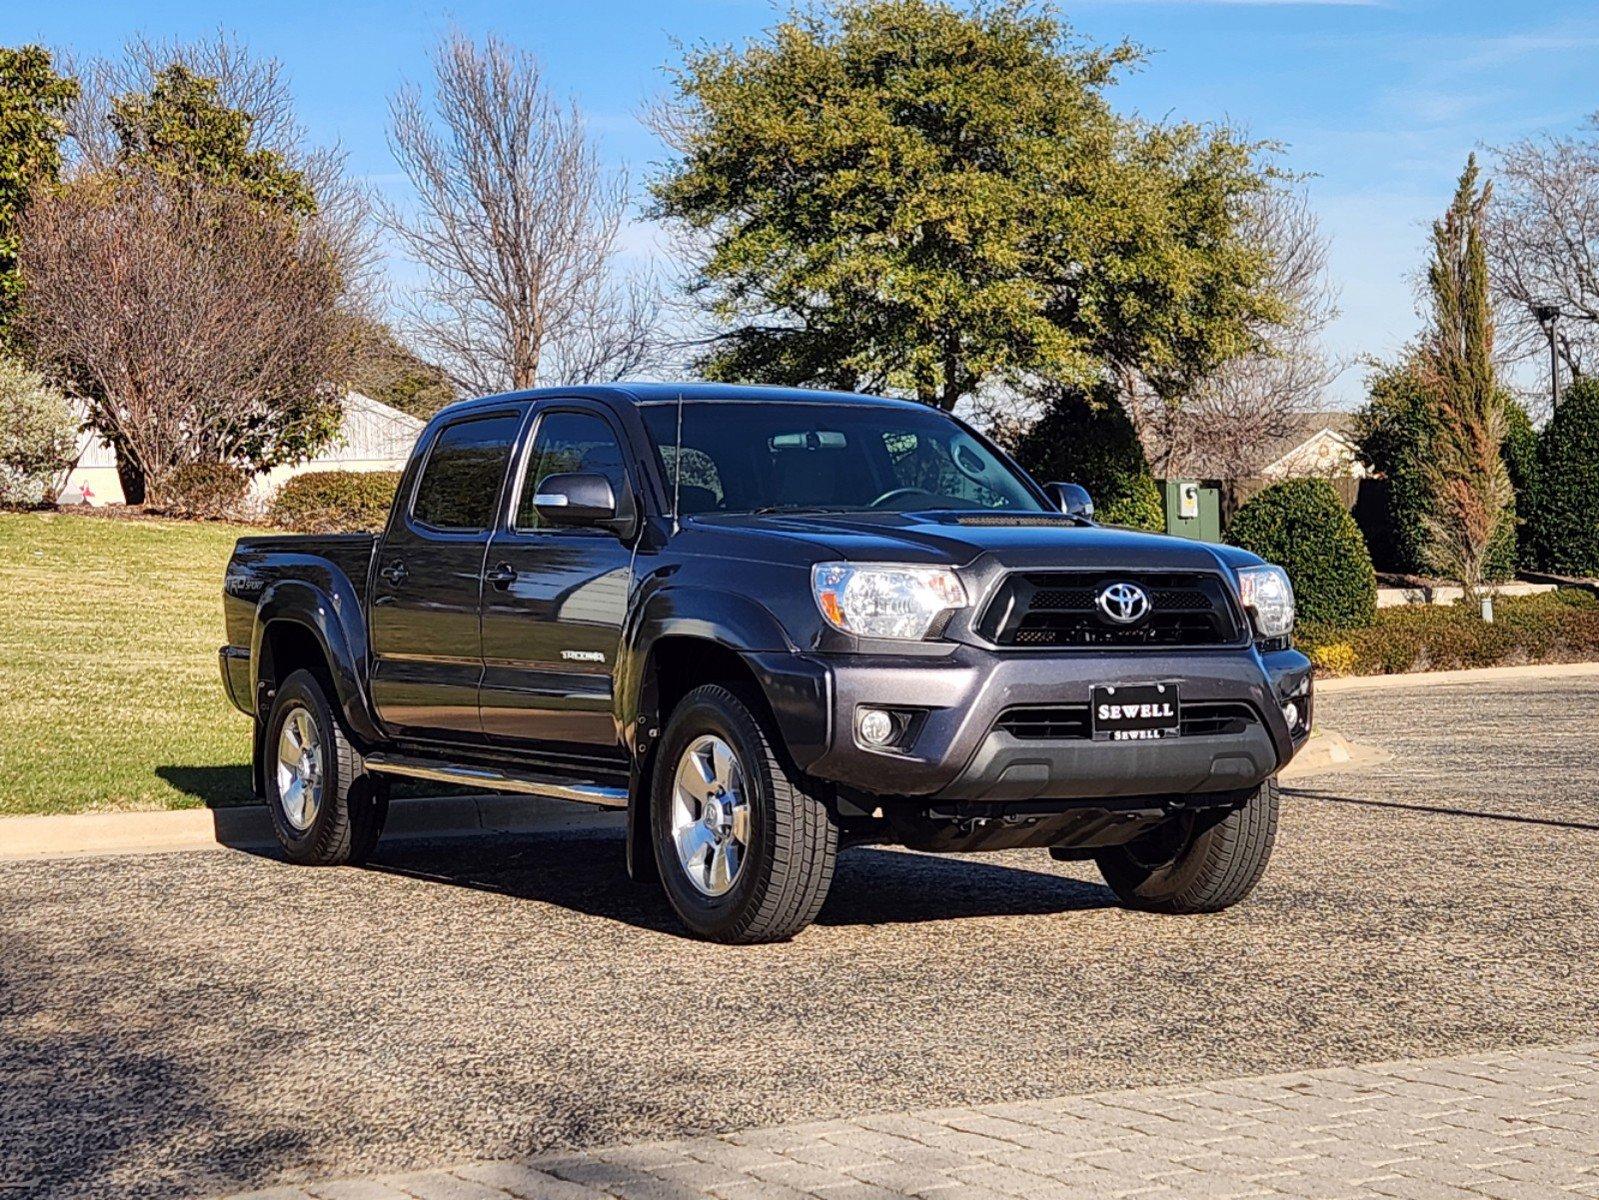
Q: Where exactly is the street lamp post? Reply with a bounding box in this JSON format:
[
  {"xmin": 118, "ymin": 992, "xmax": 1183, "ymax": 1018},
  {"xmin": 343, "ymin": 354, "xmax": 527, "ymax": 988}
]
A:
[{"xmin": 1532, "ymin": 302, "xmax": 1562, "ymax": 409}]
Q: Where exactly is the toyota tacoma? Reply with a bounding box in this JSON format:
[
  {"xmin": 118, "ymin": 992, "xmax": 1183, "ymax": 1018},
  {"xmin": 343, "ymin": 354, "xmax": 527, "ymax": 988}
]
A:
[{"xmin": 220, "ymin": 384, "xmax": 1311, "ymax": 942}]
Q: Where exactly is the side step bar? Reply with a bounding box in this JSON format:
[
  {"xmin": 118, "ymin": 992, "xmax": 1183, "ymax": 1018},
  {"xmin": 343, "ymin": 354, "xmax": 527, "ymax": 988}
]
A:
[{"xmin": 364, "ymin": 752, "xmax": 629, "ymax": 808}]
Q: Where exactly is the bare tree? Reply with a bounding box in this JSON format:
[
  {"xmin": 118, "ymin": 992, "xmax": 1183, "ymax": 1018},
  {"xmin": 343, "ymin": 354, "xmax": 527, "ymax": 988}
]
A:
[
  {"xmin": 1131, "ymin": 188, "xmax": 1340, "ymax": 478},
  {"xmin": 1486, "ymin": 118, "xmax": 1599, "ymax": 380},
  {"xmin": 385, "ymin": 32, "xmax": 661, "ymax": 396},
  {"xmin": 19, "ymin": 172, "xmax": 354, "ymax": 502}
]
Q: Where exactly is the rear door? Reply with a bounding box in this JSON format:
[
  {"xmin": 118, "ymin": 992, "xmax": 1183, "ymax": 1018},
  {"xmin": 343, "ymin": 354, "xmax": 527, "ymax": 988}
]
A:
[
  {"xmin": 369, "ymin": 406, "xmax": 526, "ymax": 741},
  {"xmin": 478, "ymin": 403, "xmax": 637, "ymax": 748}
]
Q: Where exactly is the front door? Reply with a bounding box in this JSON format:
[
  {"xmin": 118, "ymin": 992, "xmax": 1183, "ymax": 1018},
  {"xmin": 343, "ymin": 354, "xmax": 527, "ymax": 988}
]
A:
[
  {"xmin": 478, "ymin": 405, "xmax": 636, "ymax": 747},
  {"xmin": 369, "ymin": 407, "xmax": 525, "ymax": 741}
]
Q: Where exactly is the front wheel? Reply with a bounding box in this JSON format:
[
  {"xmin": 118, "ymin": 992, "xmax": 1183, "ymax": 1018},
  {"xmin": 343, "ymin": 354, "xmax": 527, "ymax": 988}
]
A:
[
  {"xmin": 651, "ymin": 684, "xmax": 837, "ymax": 943},
  {"xmin": 264, "ymin": 669, "xmax": 387, "ymax": 866},
  {"xmin": 1096, "ymin": 778, "xmax": 1279, "ymax": 914}
]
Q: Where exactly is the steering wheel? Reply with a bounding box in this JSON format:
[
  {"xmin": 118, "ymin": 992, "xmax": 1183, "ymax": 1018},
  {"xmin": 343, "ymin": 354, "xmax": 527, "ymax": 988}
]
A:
[{"xmin": 868, "ymin": 486, "xmax": 940, "ymax": 510}]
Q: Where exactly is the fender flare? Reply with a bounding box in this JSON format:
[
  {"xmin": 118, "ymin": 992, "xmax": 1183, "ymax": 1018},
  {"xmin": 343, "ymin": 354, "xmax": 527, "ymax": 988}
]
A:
[
  {"xmin": 616, "ymin": 584, "xmax": 797, "ymax": 740},
  {"xmin": 250, "ymin": 577, "xmax": 384, "ymax": 746},
  {"xmin": 616, "ymin": 585, "xmax": 833, "ymax": 884}
]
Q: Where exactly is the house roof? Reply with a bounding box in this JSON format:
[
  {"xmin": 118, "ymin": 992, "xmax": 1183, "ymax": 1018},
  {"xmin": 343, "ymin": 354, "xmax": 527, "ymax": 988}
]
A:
[{"xmin": 1254, "ymin": 410, "xmax": 1359, "ymax": 474}]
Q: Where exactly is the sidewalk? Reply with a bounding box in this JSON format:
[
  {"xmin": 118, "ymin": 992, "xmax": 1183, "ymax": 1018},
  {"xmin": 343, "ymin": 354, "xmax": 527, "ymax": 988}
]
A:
[{"xmin": 226, "ymin": 1041, "xmax": 1599, "ymax": 1200}]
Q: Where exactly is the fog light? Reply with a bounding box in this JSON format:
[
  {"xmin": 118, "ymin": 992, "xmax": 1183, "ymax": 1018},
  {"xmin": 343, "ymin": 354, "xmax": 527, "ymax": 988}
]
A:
[
  {"xmin": 858, "ymin": 708, "xmax": 895, "ymax": 746},
  {"xmin": 1282, "ymin": 700, "xmax": 1300, "ymax": 731}
]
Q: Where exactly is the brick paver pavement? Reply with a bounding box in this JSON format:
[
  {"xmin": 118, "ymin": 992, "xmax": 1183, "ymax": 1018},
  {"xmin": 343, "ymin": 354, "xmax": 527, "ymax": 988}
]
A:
[{"xmin": 226, "ymin": 1041, "xmax": 1599, "ymax": 1200}]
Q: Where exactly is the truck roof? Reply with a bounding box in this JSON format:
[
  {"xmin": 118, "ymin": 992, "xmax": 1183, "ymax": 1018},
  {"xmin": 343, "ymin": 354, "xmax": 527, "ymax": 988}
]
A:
[{"xmin": 432, "ymin": 381, "xmax": 932, "ymax": 420}]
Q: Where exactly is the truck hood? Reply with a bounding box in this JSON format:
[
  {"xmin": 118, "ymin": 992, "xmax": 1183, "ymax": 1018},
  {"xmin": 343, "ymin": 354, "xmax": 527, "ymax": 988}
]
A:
[{"xmin": 685, "ymin": 511, "xmax": 1262, "ymax": 573}]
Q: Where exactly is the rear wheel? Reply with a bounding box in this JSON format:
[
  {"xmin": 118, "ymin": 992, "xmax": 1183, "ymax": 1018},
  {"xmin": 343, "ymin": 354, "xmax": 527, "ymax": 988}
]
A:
[
  {"xmin": 1095, "ymin": 778, "xmax": 1279, "ymax": 914},
  {"xmin": 264, "ymin": 669, "xmax": 387, "ymax": 866},
  {"xmin": 651, "ymin": 684, "xmax": 837, "ymax": 943}
]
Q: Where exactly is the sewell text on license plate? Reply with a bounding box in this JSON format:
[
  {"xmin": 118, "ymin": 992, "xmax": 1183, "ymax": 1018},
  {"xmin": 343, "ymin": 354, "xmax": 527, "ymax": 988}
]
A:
[{"xmin": 1092, "ymin": 683, "xmax": 1180, "ymax": 741}]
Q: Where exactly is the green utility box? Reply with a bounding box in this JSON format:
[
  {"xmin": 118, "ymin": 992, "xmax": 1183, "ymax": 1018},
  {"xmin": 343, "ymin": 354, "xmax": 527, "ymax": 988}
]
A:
[{"xmin": 1161, "ymin": 479, "xmax": 1221, "ymax": 542}]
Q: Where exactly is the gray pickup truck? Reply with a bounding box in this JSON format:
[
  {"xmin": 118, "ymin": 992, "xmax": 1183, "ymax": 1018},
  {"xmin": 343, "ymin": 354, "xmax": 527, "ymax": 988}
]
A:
[{"xmin": 221, "ymin": 383, "xmax": 1311, "ymax": 942}]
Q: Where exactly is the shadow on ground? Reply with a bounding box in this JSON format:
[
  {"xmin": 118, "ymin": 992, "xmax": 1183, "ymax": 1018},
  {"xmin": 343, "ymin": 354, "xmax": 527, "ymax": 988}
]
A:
[
  {"xmin": 153, "ymin": 764, "xmax": 253, "ymax": 807},
  {"xmin": 0, "ymin": 929, "xmax": 310, "ymax": 1200},
  {"xmin": 359, "ymin": 831, "xmax": 1119, "ymax": 938}
]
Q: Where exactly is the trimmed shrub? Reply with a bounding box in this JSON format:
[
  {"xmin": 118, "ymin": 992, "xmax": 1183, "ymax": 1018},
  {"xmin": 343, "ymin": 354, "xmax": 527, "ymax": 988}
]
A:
[
  {"xmin": 1354, "ymin": 364, "xmax": 1434, "ymax": 574},
  {"xmin": 1297, "ymin": 589, "xmax": 1599, "ymax": 676},
  {"xmin": 1227, "ymin": 477, "xmax": 1377, "ymax": 627},
  {"xmin": 1013, "ymin": 383, "xmax": 1164, "ymax": 531},
  {"xmin": 1526, "ymin": 377, "xmax": 1599, "ymax": 576},
  {"xmin": 163, "ymin": 462, "xmax": 251, "ymax": 519},
  {"xmin": 0, "ymin": 357, "xmax": 77, "ymax": 505},
  {"xmin": 271, "ymin": 469, "xmax": 400, "ymax": 532}
]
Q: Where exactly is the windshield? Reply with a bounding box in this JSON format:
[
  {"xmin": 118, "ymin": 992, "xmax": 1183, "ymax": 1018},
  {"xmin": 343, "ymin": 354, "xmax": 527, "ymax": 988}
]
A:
[{"xmin": 640, "ymin": 400, "xmax": 1047, "ymax": 516}]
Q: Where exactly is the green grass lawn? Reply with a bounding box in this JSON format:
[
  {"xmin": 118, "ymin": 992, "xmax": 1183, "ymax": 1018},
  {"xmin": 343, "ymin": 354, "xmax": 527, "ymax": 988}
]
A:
[{"xmin": 0, "ymin": 511, "xmax": 258, "ymax": 815}]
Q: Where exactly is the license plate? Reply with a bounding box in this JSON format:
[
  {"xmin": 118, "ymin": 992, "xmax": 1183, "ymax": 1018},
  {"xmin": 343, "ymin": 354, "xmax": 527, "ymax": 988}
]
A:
[{"xmin": 1092, "ymin": 683, "xmax": 1180, "ymax": 741}]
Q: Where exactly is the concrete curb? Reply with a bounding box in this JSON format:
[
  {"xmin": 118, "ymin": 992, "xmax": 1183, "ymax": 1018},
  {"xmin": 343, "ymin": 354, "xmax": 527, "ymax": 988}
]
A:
[
  {"xmin": 0, "ymin": 794, "xmax": 624, "ymax": 863},
  {"xmin": 1280, "ymin": 729, "xmax": 1392, "ymax": 779},
  {"xmin": 6, "ymin": 725, "xmax": 1389, "ymax": 861},
  {"xmin": 1317, "ymin": 660, "xmax": 1599, "ymax": 693}
]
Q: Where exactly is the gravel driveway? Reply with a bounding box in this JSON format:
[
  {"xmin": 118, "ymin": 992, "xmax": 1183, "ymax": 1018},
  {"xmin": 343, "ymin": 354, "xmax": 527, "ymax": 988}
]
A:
[{"xmin": 3, "ymin": 672, "xmax": 1596, "ymax": 1199}]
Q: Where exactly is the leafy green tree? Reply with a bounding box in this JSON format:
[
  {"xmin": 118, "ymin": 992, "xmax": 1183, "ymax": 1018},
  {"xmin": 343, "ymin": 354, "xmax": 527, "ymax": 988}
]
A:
[
  {"xmin": 110, "ymin": 64, "xmax": 315, "ymax": 215},
  {"xmin": 1012, "ymin": 382, "xmax": 1163, "ymax": 530},
  {"xmin": 651, "ymin": 0, "xmax": 1283, "ymax": 410},
  {"xmin": 0, "ymin": 46, "xmax": 78, "ymax": 340},
  {"xmin": 1418, "ymin": 156, "xmax": 1511, "ymax": 599},
  {"xmin": 1227, "ymin": 478, "xmax": 1377, "ymax": 628}
]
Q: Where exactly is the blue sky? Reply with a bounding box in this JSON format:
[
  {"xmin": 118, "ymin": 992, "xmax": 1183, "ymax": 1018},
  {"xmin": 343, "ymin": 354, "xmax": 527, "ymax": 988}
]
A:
[{"xmin": 6, "ymin": 0, "xmax": 1597, "ymax": 405}]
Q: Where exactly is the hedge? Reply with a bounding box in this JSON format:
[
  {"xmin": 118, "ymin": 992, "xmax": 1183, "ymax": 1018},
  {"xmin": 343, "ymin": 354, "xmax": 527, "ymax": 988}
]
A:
[
  {"xmin": 1300, "ymin": 589, "xmax": 1599, "ymax": 676},
  {"xmin": 270, "ymin": 470, "xmax": 400, "ymax": 532},
  {"xmin": 1227, "ymin": 477, "xmax": 1377, "ymax": 627},
  {"xmin": 1525, "ymin": 377, "xmax": 1599, "ymax": 576},
  {"xmin": 1013, "ymin": 383, "xmax": 1164, "ymax": 531}
]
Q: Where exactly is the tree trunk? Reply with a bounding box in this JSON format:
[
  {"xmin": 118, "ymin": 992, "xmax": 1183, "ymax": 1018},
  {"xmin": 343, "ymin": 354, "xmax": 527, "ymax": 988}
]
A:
[{"xmin": 113, "ymin": 439, "xmax": 146, "ymax": 506}]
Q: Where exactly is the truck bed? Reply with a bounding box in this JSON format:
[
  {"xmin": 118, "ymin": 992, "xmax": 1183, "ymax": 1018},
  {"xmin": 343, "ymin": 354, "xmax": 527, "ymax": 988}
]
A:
[{"xmin": 223, "ymin": 533, "xmax": 380, "ymax": 649}]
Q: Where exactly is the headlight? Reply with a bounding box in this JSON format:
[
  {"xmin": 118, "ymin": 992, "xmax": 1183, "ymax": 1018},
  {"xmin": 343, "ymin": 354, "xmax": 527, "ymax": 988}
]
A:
[
  {"xmin": 811, "ymin": 562, "xmax": 969, "ymax": 640},
  {"xmin": 1237, "ymin": 564, "xmax": 1295, "ymax": 639}
]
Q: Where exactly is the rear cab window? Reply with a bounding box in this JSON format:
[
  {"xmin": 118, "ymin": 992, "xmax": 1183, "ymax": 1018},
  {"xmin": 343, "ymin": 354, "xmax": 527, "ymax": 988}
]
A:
[{"xmin": 411, "ymin": 412, "xmax": 523, "ymax": 532}]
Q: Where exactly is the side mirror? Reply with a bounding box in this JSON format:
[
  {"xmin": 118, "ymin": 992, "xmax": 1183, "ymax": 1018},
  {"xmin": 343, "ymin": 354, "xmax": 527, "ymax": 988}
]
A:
[
  {"xmin": 533, "ymin": 472, "xmax": 635, "ymax": 537},
  {"xmin": 1044, "ymin": 481, "xmax": 1095, "ymax": 522}
]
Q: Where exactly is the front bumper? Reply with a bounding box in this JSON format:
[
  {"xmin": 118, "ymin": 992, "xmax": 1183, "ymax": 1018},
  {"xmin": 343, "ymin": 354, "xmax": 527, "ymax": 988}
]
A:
[{"xmin": 750, "ymin": 644, "xmax": 1311, "ymax": 802}]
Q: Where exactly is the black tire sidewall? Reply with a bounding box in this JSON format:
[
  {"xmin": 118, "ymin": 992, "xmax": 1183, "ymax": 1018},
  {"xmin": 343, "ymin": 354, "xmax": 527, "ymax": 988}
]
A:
[
  {"xmin": 264, "ymin": 670, "xmax": 349, "ymax": 863},
  {"xmin": 651, "ymin": 688, "xmax": 774, "ymax": 938}
]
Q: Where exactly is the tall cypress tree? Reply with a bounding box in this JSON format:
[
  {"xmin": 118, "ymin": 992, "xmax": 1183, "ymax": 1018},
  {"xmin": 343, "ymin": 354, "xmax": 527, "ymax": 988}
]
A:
[{"xmin": 1421, "ymin": 155, "xmax": 1511, "ymax": 600}]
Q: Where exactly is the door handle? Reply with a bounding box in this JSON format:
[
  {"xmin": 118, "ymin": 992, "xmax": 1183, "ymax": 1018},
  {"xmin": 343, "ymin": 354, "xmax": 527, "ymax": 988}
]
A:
[
  {"xmin": 379, "ymin": 561, "xmax": 408, "ymax": 586},
  {"xmin": 485, "ymin": 562, "xmax": 517, "ymax": 589}
]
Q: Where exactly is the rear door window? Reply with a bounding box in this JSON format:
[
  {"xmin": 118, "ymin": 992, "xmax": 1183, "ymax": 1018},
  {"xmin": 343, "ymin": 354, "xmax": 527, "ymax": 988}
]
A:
[{"xmin": 411, "ymin": 413, "xmax": 522, "ymax": 532}]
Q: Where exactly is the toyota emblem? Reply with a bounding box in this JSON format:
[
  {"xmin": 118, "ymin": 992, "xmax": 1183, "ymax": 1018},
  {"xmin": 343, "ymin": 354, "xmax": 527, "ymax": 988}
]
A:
[{"xmin": 1096, "ymin": 581, "xmax": 1151, "ymax": 625}]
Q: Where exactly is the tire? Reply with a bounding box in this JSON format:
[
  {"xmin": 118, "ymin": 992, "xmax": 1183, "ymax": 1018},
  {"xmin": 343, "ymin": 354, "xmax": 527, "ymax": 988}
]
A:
[
  {"xmin": 651, "ymin": 684, "xmax": 837, "ymax": 943},
  {"xmin": 263, "ymin": 669, "xmax": 386, "ymax": 866},
  {"xmin": 1095, "ymin": 778, "xmax": 1279, "ymax": 914}
]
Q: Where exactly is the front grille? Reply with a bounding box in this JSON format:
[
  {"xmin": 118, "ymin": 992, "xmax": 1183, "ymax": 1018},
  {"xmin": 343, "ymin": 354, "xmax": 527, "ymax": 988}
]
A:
[
  {"xmin": 996, "ymin": 704, "xmax": 1092, "ymax": 739},
  {"xmin": 995, "ymin": 701, "xmax": 1261, "ymax": 741},
  {"xmin": 976, "ymin": 570, "xmax": 1243, "ymax": 648}
]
